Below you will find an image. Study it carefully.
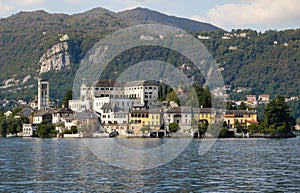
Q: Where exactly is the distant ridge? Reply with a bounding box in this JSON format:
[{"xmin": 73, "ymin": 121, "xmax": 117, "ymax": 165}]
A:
[{"xmin": 118, "ymin": 7, "xmax": 222, "ymax": 32}]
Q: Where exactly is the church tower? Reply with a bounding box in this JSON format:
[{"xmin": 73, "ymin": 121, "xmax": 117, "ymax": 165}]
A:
[{"xmin": 38, "ymin": 78, "xmax": 49, "ymax": 110}]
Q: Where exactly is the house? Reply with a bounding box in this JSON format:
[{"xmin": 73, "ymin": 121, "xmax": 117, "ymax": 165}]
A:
[
  {"xmin": 33, "ymin": 110, "xmax": 53, "ymax": 124},
  {"xmin": 52, "ymin": 107, "xmax": 74, "ymax": 124},
  {"xmin": 258, "ymin": 94, "xmax": 270, "ymax": 104},
  {"xmin": 129, "ymin": 104, "xmax": 163, "ymax": 136},
  {"xmin": 164, "ymin": 106, "xmax": 194, "ymax": 134},
  {"xmin": 74, "ymin": 110, "xmax": 101, "ymax": 137},
  {"xmin": 14, "ymin": 107, "xmax": 34, "ymax": 119},
  {"xmin": 29, "ymin": 100, "xmax": 38, "ymax": 110},
  {"xmin": 4, "ymin": 110, "xmax": 12, "ymax": 117},
  {"xmin": 193, "ymin": 108, "xmax": 216, "ymax": 124},
  {"xmin": 22, "ymin": 124, "xmax": 36, "ymax": 137},
  {"xmin": 224, "ymin": 109, "xmax": 258, "ymax": 129}
]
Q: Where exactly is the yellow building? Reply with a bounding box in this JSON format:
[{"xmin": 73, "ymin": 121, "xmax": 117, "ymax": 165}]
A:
[
  {"xmin": 193, "ymin": 108, "xmax": 216, "ymax": 124},
  {"xmin": 224, "ymin": 110, "xmax": 258, "ymax": 128},
  {"xmin": 129, "ymin": 104, "xmax": 162, "ymax": 134}
]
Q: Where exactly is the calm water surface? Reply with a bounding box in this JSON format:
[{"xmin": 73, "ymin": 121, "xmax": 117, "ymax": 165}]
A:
[{"xmin": 0, "ymin": 137, "xmax": 299, "ymax": 192}]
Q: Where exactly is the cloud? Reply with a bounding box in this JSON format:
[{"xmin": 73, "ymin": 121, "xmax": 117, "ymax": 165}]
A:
[
  {"xmin": 202, "ymin": 0, "xmax": 300, "ymax": 30},
  {"xmin": 16, "ymin": 0, "xmax": 46, "ymax": 6},
  {"xmin": 64, "ymin": 0, "xmax": 81, "ymax": 4},
  {"xmin": 0, "ymin": 2, "xmax": 13, "ymax": 16}
]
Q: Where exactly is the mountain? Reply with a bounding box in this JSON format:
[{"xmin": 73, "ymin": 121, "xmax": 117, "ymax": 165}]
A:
[
  {"xmin": 0, "ymin": 7, "xmax": 300, "ymax": 120},
  {"xmin": 0, "ymin": 7, "xmax": 221, "ymax": 102},
  {"xmin": 118, "ymin": 7, "xmax": 221, "ymax": 32}
]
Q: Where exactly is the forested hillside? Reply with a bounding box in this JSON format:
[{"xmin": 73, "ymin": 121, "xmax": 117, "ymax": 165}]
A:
[
  {"xmin": 0, "ymin": 7, "xmax": 299, "ymax": 113},
  {"xmin": 196, "ymin": 29, "xmax": 300, "ymax": 98},
  {"xmin": 0, "ymin": 7, "xmax": 219, "ymax": 102}
]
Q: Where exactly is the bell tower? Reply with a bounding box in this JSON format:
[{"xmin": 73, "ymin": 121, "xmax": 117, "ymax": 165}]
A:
[{"xmin": 38, "ymin": 78, "xmax": 49, "ymax": 110}]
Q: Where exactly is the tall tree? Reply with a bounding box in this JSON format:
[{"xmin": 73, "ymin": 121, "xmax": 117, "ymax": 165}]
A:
[
  {"xmin": 62, "ymin": 89, "xmax": 73, "ymax": 108},
  {"xmin": 264, "ymin": 96, "xmax": 296, "ymax": 133}
]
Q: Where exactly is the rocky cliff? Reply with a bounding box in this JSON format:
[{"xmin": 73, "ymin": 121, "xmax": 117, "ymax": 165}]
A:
[{"xmin": 39, "ymin": 41, "xmax": 71, "ymax": 73}]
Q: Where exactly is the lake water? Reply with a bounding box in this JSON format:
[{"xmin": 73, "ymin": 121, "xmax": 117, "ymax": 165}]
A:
[{"xmin": 0, "ymin": 137, "xmax": 299, "ymax": 192}]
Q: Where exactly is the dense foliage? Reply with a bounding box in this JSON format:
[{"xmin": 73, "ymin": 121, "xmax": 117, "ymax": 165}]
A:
[{"xmin": 248, "ymin": 96, "xmax": 296, "ymax": 134}]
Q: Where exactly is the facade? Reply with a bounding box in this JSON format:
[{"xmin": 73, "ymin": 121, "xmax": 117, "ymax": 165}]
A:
[
  {"xmin": 33, "ymin": 110, "xmax": 52, "ymax": 124},
  {"xmin": 129, "ymin": 104, "xmax": 162, "ymax": 135},
  {"xmin": 224, "ymin": 110, "xmax": 258, "ymax": 128},
  {"xmin": 164, "ymin": 106, "xmax": 194, "ymax": 134},
  {"xmin": 22, "ymin": 124, "xmax": 36, "ymax": 137},
  {"xmin": 52, "ymin": 108, "xmax": 74, "ymax": 124},
  {"xmin": 38, "ymin": 79, "xmax": 49, "ymax": 110},
  {"xmin": 69, "ymin": 80, "xmax": 158, "ymax": 112},
  {"xmin": 193, "ymin": 108, "xmax": 216, "ymax": 124}
]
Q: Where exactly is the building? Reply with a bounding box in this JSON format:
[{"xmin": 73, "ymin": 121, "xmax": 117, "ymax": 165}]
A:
[
  {"xmin": 193, "ymin": 108, "xmax": 216, "ymax": 124},
  {"xmin": 258, "ymin": 94, "xmax": 270, "ymax": 104},
  {"xmin": 33, "ymin": 110, "xmax": 53, "ymax": 124},
  {"xmin": 69, "ymin": 80, "xmax": 159, "ymax": 112},
  {"xmin": 224, "ymin": 110, "xmax": 258, "ymax": 128},
  {"xmin": 14, "ymin": 107, "xmax": 34, "ymax": 119},
  {"xmin": 164, "ymin": 106, "xmax": 194, "ymax": 134},
  {"xmin": 74, "ymin": 110, "xmax": 101, "ymax": 137},
  {"xmin": 129, "ymin": 104, "xmax": 163, "ymax": 135},
  {"xmin": 38, "ymin": 79, "xmax": 49, "ymax": 110},
  {"xmin": 52, "ymin": 108, "xmax": 74, "ymax": 124},
  {"xmin": 22, "ymin": 124, "xmax": 36, "ymax": 137}
]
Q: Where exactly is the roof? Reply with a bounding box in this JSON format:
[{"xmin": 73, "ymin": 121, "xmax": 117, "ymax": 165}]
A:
[
  {"xmin": 74, "ymin": 110, "xmax": 100, "ymax": 120},
  {"xmin": 34, "ymin": 110, "xmax": 53, "ymax": 117},
  {"xmin": 101, "ymin": 103, "xmax": 113, "ymax": 110},
  {"xmin": 165, "ymin": 106, "xmax": 192, "ymax": 113},
  {"xmin": 193, "ymin": 108, "xmax": 215, "ymax": 113},
  {"xmin": 54, "ymin": 107, "xmax": 74, "ymax": 114},
  {"xmin": 124, "ymin": 80, "xmax": 158, "ymax": 87},
  {"xmin": 85, "ymin": 80, "xmax": 125, "ymax": 88},
  {"xmin": 15, "ymin": 107, "xmax": 34, "ymax": 117},
  {"xmin": 225, "ymin": 110, "xmax": 257, "ymax": 115}
]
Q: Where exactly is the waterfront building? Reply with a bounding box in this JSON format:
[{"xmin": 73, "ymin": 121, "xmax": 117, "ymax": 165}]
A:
[
  {"xmin": 164, "ymin": 106, "xmax": 194, "ymax": 134},
  {"xmin": 193, "ymin": 107, "xmax": 216, "ymax": 124},
  {"xmin": 129, "ymin": 104, "xmax": 163, "ymax": 135},
  {"xmin": 224, "ymin": 109, "xmax": 258, "ymax": 128},
  {"xmin": 22, "ymin": 124, "xmax": 36, "ymax": 137}
]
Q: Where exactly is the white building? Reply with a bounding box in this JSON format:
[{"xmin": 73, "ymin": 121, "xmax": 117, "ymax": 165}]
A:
[
  {"xmin": 33, "ymin": 110, "xmax": 52, "ymax": 124},
  {"xmin": 22, "ymin": 124, "xmax": 36, "ymax": 137},
  {"xmin": 69, "ymin": 80, "xmax": 159, "ymax": 113},
  {"xmin": 164, "ymin": 106, "xmax": 194, "ymax": 134}
]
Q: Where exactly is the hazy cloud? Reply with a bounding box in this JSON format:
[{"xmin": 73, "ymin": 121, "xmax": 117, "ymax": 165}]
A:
[
  {"xmin": 203, "ymin": 0, "xmax": 300, "ymax": 30},
  {"xmin": 0, "ymin": 1, "xmax": 13, "ymax": 16},
  {"xmin": 64, "ymin": 0, "xmax": 81, "ymax": 4},
  {"xmin": 16, "ymin": 0, "xmax": 46, "ymax": 6}
]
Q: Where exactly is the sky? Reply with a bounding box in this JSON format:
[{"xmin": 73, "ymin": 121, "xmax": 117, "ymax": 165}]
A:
[{"xmin": 0, "ymin": 0, "xmax": 300, "ymax": 32}]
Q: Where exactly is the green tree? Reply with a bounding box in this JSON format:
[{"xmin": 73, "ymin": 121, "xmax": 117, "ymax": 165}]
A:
[
  {"xmin": 62, "ymin": 89, "xmax": 73, "ymax": 108},
  {"xmin": 198, "ymin": 120, "xmax": 208, "ymax": 138},
  {"xmin": 239, "ymin": 102, "xmax": 247, "ymax": 110},
  {"xmin": 37, "ymin": 122, "xmax": 56, "ymax": 138},
  {"xmin": 169, "ymin": 122, "xmax": 180, "ymax": 133},
  {"xmin": 6, "ymin": 118, "xmax": 22, "ymax": 135},
  {"xmin": 264, "ymin": 96, "xmax": 296, "ymax": 133},
  {"xmin": 0, "ymin": 119, "xmax": 7, "ymax": 137},
  {"xmin": 166, "ymin": 91, "xmax": 180, "ymax": 106}
]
